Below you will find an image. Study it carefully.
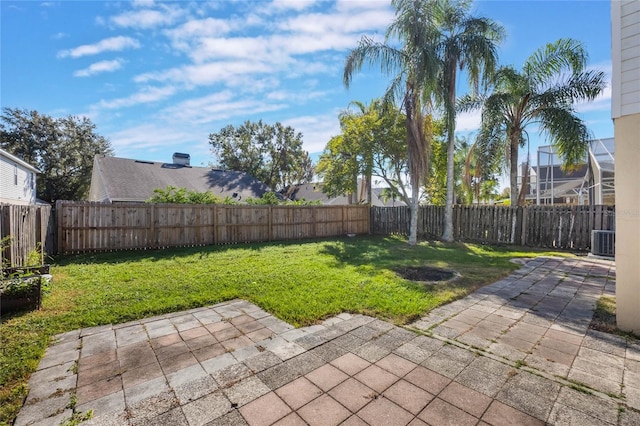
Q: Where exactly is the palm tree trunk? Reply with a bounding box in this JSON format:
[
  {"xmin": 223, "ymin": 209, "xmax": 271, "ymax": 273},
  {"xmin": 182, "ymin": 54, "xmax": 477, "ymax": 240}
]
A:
[
  {"xmin": 510, "ymin": 139, "xmax": 519, "ymax": 206},
  {"xmin": 409, "ymin": 183, "xmax": 419, "ymax": 245},
  {"xmin": 442, "ymin": 66, "xmax": 457, "ymax": 242}
]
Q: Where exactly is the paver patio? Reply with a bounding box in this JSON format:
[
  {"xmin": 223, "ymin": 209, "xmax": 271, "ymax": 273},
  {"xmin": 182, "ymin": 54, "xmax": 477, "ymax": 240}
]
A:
[{"xmin": 15, "ymin": 256, "xmax": 640, "ymax": 426}]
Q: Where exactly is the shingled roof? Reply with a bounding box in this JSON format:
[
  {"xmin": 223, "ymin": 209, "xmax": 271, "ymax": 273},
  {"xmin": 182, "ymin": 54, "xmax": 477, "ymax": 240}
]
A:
[{"xmin": 88, "ymin": 155, "xmax": 272, "ymax": 203}]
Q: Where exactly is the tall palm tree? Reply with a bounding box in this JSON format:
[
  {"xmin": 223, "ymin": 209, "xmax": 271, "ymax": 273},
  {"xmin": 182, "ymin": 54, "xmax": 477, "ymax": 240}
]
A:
[
  {"xmin": 459, "ymin": 38, "xmax": 606, "ymax": 206},
  {"xmin": 344, "ymin": 0, "xmax": 438, "ymax": 246},
  {"xmin": 426, "ymin": 0, "xmax": 504, "ymax": 241}
]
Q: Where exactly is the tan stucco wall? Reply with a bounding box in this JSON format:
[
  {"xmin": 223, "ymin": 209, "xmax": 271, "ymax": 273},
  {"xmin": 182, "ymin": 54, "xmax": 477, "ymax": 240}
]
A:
[{"xmin": 615, "ymin": 113, "xmax": 640, "ymax": 332}]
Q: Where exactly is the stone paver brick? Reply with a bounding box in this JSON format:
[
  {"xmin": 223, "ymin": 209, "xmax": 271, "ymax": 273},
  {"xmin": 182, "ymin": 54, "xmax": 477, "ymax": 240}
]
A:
[
  {"xmin": 77, "ymin": 376, "xmax": 123, "ymax": 405},
  {"xmin": 212, "ymin": 362, "xmax": 252, "ymax": 388},
  {"xmin": 246, "ymin": 327, "xmax": 275, "ymax": 342},
  {"xmin": 439, "ymin": 381, "xmax": 492, "ymax": 418},
  {"xmin": 149, "ymin": 333, "xmax": 182, "ymax": 350},
  {"xmin": 341, "ymin": 415, "xmax": 370, "ymax": 426},
  {"xmin": 14, "ymin": 393, "xmax": 71, "ymax": 426},
  {"xmin": 182, "ymin": 391, "xmax": 232, "ymax": 426},
  {"xmin": 305, "ymin": 363, "xmax": 349, "ymax": 392},
  {"xmin": 158, "ymin": 351, "xmax": 199, "ymax": 375},
  {"xmin": 220, "ymin": 335, "xmax": 254, "ymax": 352},
  {"xmin": 121, "ymin": 360, "xmax": 163, "ymax": 389},
  {"xmin": 421, "ymin": 353, "xmax": 468, "ymax": 379},
  {"xmin": 276, "ymin": 377, "xmax": 323, "ymax": 410},
  {"xmin": 308, "ymin": 342, "xmax": 348, "ymax": 364},
  {"xmin": 239, "ymin": 392, "xmax": 292, "ymax": 426},
  {"xmin": 357, "ymin": 396, "xmax": 414, "ymax": 426},
  {"xmin": 75, "ymin": 390, "xmax": 125, "ymax": 420},
  {"xmin": 556, "ymin": 387, "xmax": 618, "ymax": 424},
  {"xmin": 404, "ymin": 365, "xmax": 451, "ymax": 395},
  {"xmin": 330, "ymin": 353, "xmax": 370, "ymax": 376},
  {"xmin": 418, "ymin": 398, "xmax": 478, "ymax": 426},
  {"xmin": 328, "ymin": 378, "xmax": 377, "ymax": 412},
  {"xmin": 77, "ymin": 359, "xmax": 120, "ymax": 387},
  {"xmin": 272, "ymin": 412, "xmax": 308, "ymax": 426},
  {"xmin": 354, "ymin": 364, "xmax": 399, "ymax": 393},
  {"xmin": 297, "ymin": 394, "xmax": 351, "ymax": 426},
  {"xmin": 155, "ymin": 341, "xmax": 190, "ymax": 361},
  {"xmin": 123, "ymin": 376, "xmax": 169, "ymax": 406},
  {"xmin": 455, "ymin": 366, "xmax": 508, "ymax": 398},
  {"xmin": 376, "ymin": 353, "xmax": 418, "ymax": 377},
  {"xmin": 192, "ymin": 342, "xmax": 227, "ymax": 362},
  {"xmin": 530, "ymin": 344, "xmax": 576, "ymax": 366},
  {"xmin": 173, "ymin": 375, "xmax": 218, "ymax": 405},
  {"xmin": 383, "ymin": 379, "xmax": 434, "ymax": 415},
  {"xmin": 222, "ymin": 375, "xmax": 270, "ymax": 407},
  {"xmin": 481, "ymin": 400, "xmax": 544, "ymax": 426}
]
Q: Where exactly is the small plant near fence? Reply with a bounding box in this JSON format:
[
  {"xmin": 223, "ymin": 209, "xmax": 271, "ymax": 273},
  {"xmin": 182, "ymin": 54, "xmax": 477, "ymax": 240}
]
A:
[
  {"xmin": 147, "ymin": 185, "xmax": 321, "ymax": 206},
  {"xmin": 0, "ymin": 238, "xmax": 52, "ymax": 314}
]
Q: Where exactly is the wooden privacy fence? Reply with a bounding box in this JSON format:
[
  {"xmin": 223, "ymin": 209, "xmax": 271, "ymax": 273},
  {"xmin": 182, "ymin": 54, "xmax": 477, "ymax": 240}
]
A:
[
  {"xmin": 371, "ymin": 205, "xmax": 615, "ymax": 250},
  {"xmin": 56, "ymin": 201, "xmax": 370, "ymax": 254},
  {"xmin": 1, "ymin": 204, "xmax": 55, "ymax": 267}
]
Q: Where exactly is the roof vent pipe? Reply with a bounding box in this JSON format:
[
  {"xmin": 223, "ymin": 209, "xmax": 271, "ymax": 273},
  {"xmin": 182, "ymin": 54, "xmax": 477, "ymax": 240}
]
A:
[{"xmin": 172, "ymin": 152, "xmax": 190, "ymax": 166}]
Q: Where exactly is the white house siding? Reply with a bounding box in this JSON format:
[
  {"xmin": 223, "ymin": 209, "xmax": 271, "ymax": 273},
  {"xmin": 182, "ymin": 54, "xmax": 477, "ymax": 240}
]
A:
[
  {"xmin": 0, "ymin": 151, "xmax": 38, "ymax": 205},
  {"xmin": 612, "ymin": 1, "xmax": 640, "ymax": 332},
  {"xmin": 612, "ymin": 0, "xmax": 640, "ymax": 117}
]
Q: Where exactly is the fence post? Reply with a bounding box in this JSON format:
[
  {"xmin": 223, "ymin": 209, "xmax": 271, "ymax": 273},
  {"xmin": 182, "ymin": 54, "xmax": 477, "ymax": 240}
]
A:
[{"xmin": 55, "ymin": 200, "xmax": 63, "ymax": 255}]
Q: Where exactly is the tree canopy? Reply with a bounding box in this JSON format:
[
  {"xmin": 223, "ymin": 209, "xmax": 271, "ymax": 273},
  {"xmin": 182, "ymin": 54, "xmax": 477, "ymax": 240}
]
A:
[
  {"xmin": 0, "ymin": 107, "xmax": 113, "ymax": 202},
  {"xmin": 209, "ymin": 120, "xmax": 314, "ymax": 194},
  {"xmin": 459, "ymin": 38, "xmax": 606, "ymax": 206},
  {"xmin": 316, "ymin": 100, "xmax": 407, "ymax": 205},
  {"xmin": 344, "ymin": 0, "xmax": 437, "ymax": 245}
]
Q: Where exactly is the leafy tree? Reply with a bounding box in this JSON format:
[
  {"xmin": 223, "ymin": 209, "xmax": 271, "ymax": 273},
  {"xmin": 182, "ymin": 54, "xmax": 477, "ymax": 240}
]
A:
[
  {"xmin": 209, "ymin": 120, "xmax": 314, "ymax": 194},
  {"xmin": 459, "ymin": 38, "xmax": 606, "ymax": 206},
  {"xmin": 0, "ymin": 107, "xmax": 113, "ymax": 202},
  {"xmin": 344, "ymin": 0, "xmax": 438, "ymax": 245},
  {"xmin": 147, "ymin": 186, "xmax": 232, "ymax": 204},
  {"xmin": 317, "ymin": 100, "xmax": 407, "ymax": 206},
  {"xmin": 460, "ymin": 138, "xmax": 501, "ymax": 204},
  {"xmin": 424, "ymin": 0, "xmax": 505, "ymax": 240}
]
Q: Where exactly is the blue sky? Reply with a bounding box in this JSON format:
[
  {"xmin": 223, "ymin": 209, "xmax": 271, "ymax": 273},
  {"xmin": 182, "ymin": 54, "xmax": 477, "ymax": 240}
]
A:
[{"xmin": 1, "ymin": 0, "xmax": 613, "ymax": 180}]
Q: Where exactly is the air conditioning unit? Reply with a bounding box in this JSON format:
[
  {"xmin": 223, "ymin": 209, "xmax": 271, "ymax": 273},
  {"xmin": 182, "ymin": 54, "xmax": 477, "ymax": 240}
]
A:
[{"xmin": 591, "ymin": 230, "xmax": 615, "ymax": 257}]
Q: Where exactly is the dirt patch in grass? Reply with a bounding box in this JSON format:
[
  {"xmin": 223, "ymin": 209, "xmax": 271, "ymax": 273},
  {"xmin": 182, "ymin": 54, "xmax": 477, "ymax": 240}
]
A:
[
  {"xmin": 590, "ymin": 295, "xmax": 640, "ymax": 340},
  {"xmin": 395, "ymin": 266, "xmax": 457, "ymax": 283}
]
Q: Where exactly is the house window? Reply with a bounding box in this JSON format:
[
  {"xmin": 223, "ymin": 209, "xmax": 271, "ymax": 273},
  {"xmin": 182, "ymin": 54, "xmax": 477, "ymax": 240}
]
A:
[{"xmin": 14, "ymin": 164, "xmax": 18, "ymax": 185}]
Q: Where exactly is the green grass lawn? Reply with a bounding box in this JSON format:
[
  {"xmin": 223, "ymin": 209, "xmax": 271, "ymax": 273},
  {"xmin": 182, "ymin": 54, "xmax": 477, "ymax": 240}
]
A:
[{"xmin": 0, "ymin": 235, "xmax": 569, "ymax": 424}]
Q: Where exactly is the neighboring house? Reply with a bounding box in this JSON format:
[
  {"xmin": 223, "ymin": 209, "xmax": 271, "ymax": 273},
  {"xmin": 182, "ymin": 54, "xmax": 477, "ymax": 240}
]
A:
[
  {"xmin": 611, "ymin": 0, "xmax": 640, "ymax": 331},
  {"xmin": 517, "ymin": 139, "xmax": 615, "ymax": 205},
  {"xmin": 88, "ymin": 153, "xmax": 273, "ymax": 203},
  {"xmin": 287, "ymin": 182, "xmax": 407, "ymax": 207},
  {"xmin": 0, "ymin": 148, "xmax": 38, "ymax": 205}
]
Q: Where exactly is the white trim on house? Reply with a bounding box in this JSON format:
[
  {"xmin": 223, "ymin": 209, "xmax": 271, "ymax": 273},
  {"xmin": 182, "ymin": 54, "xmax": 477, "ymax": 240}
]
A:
[
  {"xmin": 612, "ymin": 0, "xmax": 640, "ymax": 118},
  {"xmin": 0, "ymin": 148, "xmax": 39, "ymax": 205}
]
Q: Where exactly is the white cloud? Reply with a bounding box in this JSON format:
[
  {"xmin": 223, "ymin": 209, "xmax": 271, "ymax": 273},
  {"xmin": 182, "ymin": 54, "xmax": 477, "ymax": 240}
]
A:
[
  {"xmin": 280, "ymin": 9, "xmax": 393, "ymax": 34},
  {"xmin": 134, "ymin": 61, "xmax": 273, "ymax": 87},
  {"xmin": 107, "ymin": 123, "xmax": 198, "ymax": 153},
  {"xmin": 132, "ymin": 0, "xmax": 155, "ymax": 8},
  {"xmin": 51, "ymin": 32, "xmax": 68, "ymax": 40},
  {"xmin": 271, "ymin": 0, "xmax": 318, "ymax": 11},
  {"xmin": 165, "ymin": 17, "xmax": 232, "ymax": 49},
  {"xmin": 110, "ymin": 4, "xmax": 184, "ymax": 29},
  {"xmin": 455, "ymin": 110, "xmax": 482, "ymax": 132},
  {"xmin": 283, "ymin": 111, "xmax": 341, "ymax": 153},
  {"xmin": 576, "ymin": 85, "xmax": 612, "ymax": 114},
  {"xmin": 57, "ymin": 36, "xmax": 140, "ymax": 58},
  {"xmin": 96, "ymin": 86, "xmax": 176, "ymax": 109},
  {"xmin": 74, "ymin": 59, "xmax": 124, "ymax": 77},
  {"xmin": 160, "ymin": 91, "xmax": 288, "ymax": 125}
]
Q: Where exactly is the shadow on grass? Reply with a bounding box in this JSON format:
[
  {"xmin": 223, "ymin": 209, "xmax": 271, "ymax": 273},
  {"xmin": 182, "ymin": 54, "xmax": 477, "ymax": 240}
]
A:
[{"xmin": 51, "ymin": 237, "xmax": 338, "ymax": 267}]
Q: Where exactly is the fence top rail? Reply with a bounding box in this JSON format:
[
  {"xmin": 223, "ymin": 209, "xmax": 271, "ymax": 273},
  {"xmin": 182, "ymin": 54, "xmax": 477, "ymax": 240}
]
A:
[{"xmin": 56, "ymin": 201, "xmax": 369, "ymax": 209}]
